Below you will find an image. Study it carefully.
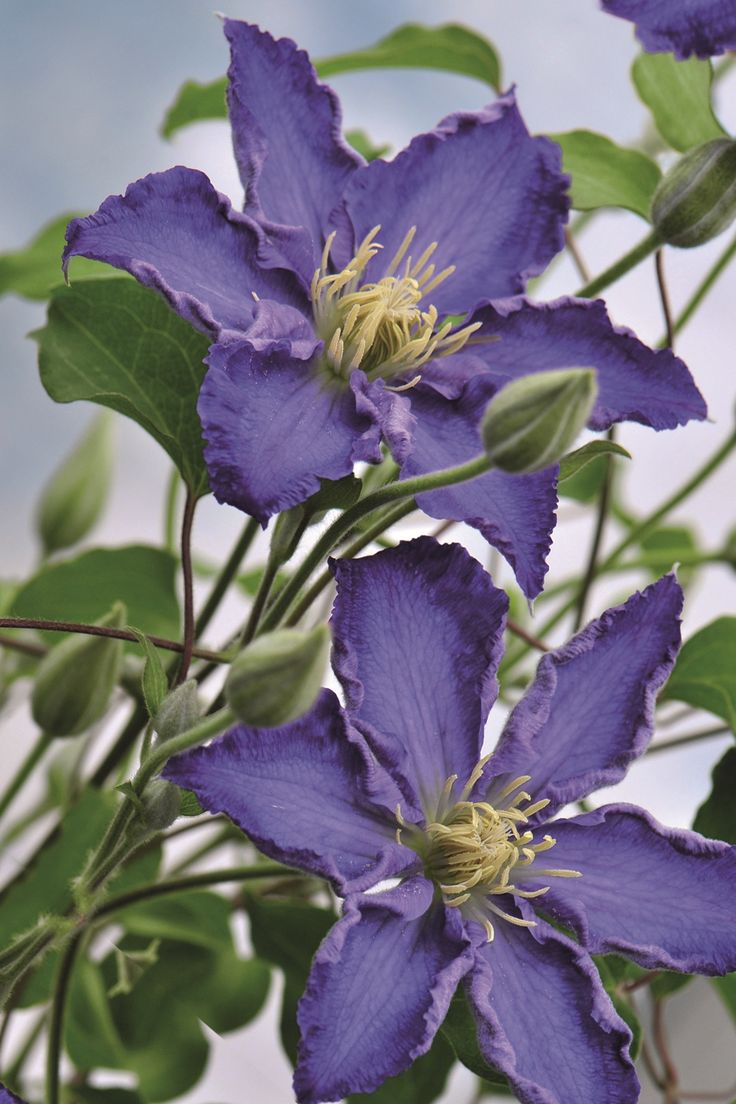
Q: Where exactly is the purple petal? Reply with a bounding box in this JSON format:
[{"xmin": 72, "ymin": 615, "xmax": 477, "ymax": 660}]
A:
[
  {"xmin": 63, "ymin": 168, "xmax": 308, "ymax": 338},
  {"xmin": 489, "ymin": 574, "xmax": 683, "ymax": 814},
  {"xmin": 330, "ymin": 538, "xmax": 508, "ymax": 817},
  {"xmin": 198, "ymin": 339, "xmax": 381, "ymax": 524},
  {"xmin": 225, "ymin": 20, "xmax": 361, "ymax": 280},
  {"xmin": 294, "ymin": 879, "xmax": 473, "ymax": 1103},
  {"xmin": 469, "ymin": 915, "xmax": 638, "ymax": 1104},
  {"xmin": 0, "ymin": 1085, "xmax": 26, "ymax": 1104},
  {"xmin": 468, "ymin": 296, "xmax": 707, "ymax": 430},
  {"xmin": 537, "ymin": 804, "xmax": 736, "ymax": 974},
  {"xmin": 400, "ymin": 376, "xmax": 558, "ymax": 600},
  {"xmin": 602, "ymin": 0, "xmax": 736, "ymax": 59},
  {"xmin": 334, "ymin": 91, "xmax": 568, "ymax": 314},
  {"xmin": 163, "ymin": 690, "xmax": 412, "ymax": 895}
]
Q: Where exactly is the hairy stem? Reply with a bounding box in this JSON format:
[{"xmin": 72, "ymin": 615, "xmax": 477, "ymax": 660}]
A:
[
  {"xmin": 0, "ymin": 618, "xmax": 228, "ymax": 664},
  {"xmin": 46, "ymin": 931, "xmax": 84, "ymax": 1104}
]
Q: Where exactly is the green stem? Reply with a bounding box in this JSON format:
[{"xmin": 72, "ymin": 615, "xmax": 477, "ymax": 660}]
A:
[
  {"xmin": 285, "ymin": 499, "xmax": 417, "ymax": 627},
  {"xmin": 175, "ymin": 488, "xmax": 198, "ymax": 684},
  {"xmin": 163, "ymin": 467, "xmax": 181, "ymax": 554},
  {"xmin": 645, "ymin": 724, "xmax": 730, "ymax": 756},
  {"xmin": 575, "ymin": 230, "xmax": 661, "ymax": 299},
  {"xmin": 46, "ymin": 931, "xmax": 84, "ymax": 1104},
  {"xmin": 572, "ymin": 428, "xmax": 617, "ymax": 631},
  {"xmin": 259, "ymin": 452, "xmax": 493, "ymax": 634},
  {"xmin": 80, "ymin": 707, "xmax": 235, "ymax": 894},
  {"xmin": 0, "ymin": 732, "xmax": 52, "ymax": 824},
  {"xmin": 504, "ymin": 427, "xmax": 736, "ymax": 673},
  {"xmin": 3, "ymin": 1008, "xmax": 45, "ymax": 1087},
  {"xmin": 663, "ymin": 233, "xmax": 736, "ymax": 345},
  {"xmin": 241, "ymin": 555, "xmax": 282, "ymax": 646},
  {"xmin": 195, "ymin": 517, "xmax": 259, "ymax": 637},
  {"xmin": 94, "ymin": 862, "xmax": 294, "ymax": 918}
]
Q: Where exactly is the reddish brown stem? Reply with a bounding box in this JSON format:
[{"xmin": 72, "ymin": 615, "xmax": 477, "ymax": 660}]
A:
[
  {"xmin": 656, "ymin": 249, "xmax": 675, "ymax": 349},
  {"xmin": 0, "ymin": 618, "xmax": 226, "ymax": 664},
  {"xmin": 506, "ymin": 619, "xmax": 550, "ymax": 653}
]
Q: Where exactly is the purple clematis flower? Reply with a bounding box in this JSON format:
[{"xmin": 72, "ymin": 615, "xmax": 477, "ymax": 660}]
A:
[
  {"xmin": 164, "ymin": 537, "xmax": 736, "ymax": 1104},
  {"xmin": 601, "ymin": 0, "xmax": 736, "ymax": 58},
  {"xmin": 63, "ymin": 20, "xmax": 706, "ymax": 598}
]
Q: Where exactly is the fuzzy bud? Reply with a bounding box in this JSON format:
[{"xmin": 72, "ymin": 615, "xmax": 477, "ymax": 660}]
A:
[
  {"xmin": 153, "ymin": 679, "xmax": 201, "ymax": 745},
  {"xmin": 225, "ymin": 625, "xmax": 329, "ymax": 728},
  {"xmin": 138, "ymin": 779, "xmax": 181, "ymax": 832},
  {"xmin": 482, "ymin": 369, "xmax": 598, "ymax": 474},
  {"xmin": 31, "ymin": 602, "xmax": 125, "ymax": 736},
  {"xmin": 651, "ymin": 139, "xmax": 736, "ymax": 249},
  {"xmin": 36, "ymin": 412, "xmax": 114, "ymax": 555}
]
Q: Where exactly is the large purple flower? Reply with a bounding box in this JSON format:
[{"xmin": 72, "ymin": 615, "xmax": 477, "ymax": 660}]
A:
[
  {"xmin": 601, "ymin": 0, "xmax": 736, "ymax": 58},
  {"xmin": 164, "ymin": 537, "xmax": 736, "ymax": 1104},
  {"xmin": 63, "ymin": 20, "xmax": 706, "ymax": 598},
  {"xmin": 0, "ymin": 1085, "xmax": 25, "ymax": 1104}
]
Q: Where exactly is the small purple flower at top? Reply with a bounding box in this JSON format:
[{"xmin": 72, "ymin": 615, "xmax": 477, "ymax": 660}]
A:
[
  {"xmin": 164, "ymin": 537, "xmax": 736, "ymax": 1104},
  {"xmin": 64, "ymin": 20, "xmax": 706, "ymax": 598},
  {"xmin": 601, "ymin": 0, "xmax": 736, "ymax": 59}
]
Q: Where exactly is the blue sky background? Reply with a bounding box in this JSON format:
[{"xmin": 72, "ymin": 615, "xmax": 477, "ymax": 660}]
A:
[{"xmin": 1, "ymin": 3, "xmax": 735, "ymax": 1100}]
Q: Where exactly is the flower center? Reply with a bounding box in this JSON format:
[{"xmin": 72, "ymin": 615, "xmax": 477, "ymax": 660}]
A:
[
  {"xmin": 311, "ymin": 225, "xmax": 481, "ymax": 384},
  {"xmin": 397, "ymin": 757, "xmax": 581, "ymax": 942}
]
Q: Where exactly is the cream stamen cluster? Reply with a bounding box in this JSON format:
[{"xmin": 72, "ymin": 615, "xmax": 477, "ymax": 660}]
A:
[
  {"xmin": 311, "ymin": 225, "xmax": 481, "ymax": 383},
  {"xmin": 397, "ymin": 756, "xmax": 581, "ymax": 942}
]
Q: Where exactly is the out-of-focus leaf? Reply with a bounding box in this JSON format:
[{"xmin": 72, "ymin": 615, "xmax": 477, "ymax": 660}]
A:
[
  {"xmin": 238, "ymin": 565, "xmax": 289, "ymax": 598},
  {"xmin": 245, "ymin": 895, "xmax": 335, "ymax": 1064},
  {"xmin": 11, "ymin": 545, "xmax": 180, "ymax": 647},
  {"xmin": 36, "ymin": 412, "xmax": 115, "ymax": 555},
  {"xmin": 712, "ymin": 971, "xmax": 736, "ymax": 1022},
  {"xmin": 161, "ymin": 23, "xmax": 501, "ymax": 139},
  {"xmin": 663, "ymin": 617, "xmax": 736, "ymax": 728},
  {"xmin": 0, "ymin": 213, "xmax": 113, "ymax": 301},
  {"xmin": 639, "ymin": 525, "xmax": 699, "ymax": 582},
  {"xmin": 66, "ymin": 1088, "xmax": 144, "ymax": 1104},
  {"xmin": 441, "ymin": 986, "xmax": 511, "ymax": 1091},
  {"xmin": 345, "ymin": 128, "xmax": 391, "ymax": 161},
  {"xmin": 548, "ymin": 130, "xmax": 661, "ymax": 217},
  {"xmin": 693, "ymin": 746, "xmax": 736, "ymax": 844},
  {"xmin": 558, "ymin": 454, "xmax": 608, "ymax": 501},
  {"xmin": 651, "ymin": 971, "xmax": 693, "ymax": 999},
  {"xmin": 118, "ymin": 890, "xmax": 232, "ymax": 952},
  {"xmin": 33, "ymin": 279, "xmax": 210, "ymax": 496},
  {"xmin": 632, "ymin": 53, "xmax": 727, "ymax": 153},
  {"xmin": 348, "ymin": 1032, "xmax": 455, "ymax": 1103},
  {"xmin": 558, "ymin": 439, "xmax": 631, "ymax": 483}
]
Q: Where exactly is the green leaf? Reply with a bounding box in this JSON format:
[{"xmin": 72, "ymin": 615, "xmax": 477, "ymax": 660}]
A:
[
  {"xmin": 128, "ymin": 628, "xmax": 169, "ymax": 718},
  {"xmin": 632, "ymin": 53, "xmax": 727, "ymax": 153},
  {"xmin": 441, "ymin": 985, "xmax": 511, "ymax": 1091},
  {"xmin": 11, "ymin": 545, "xmax": 180, "ymax": 646},
  {"xmin": 712, "ymin": 971, "xmax": 736, "ymax": 1022},
  {"xmin": 693, "ymin": 746, "xmax": 736, "ymax": 844},
  {"xmin": 316, "ymin": 23, "xmax": 501, "ymax": 87},
  {"xmin": 245, "ymin": 896, "xmax": 335, "ymax": 1064},
  {"xmin": 548, "ymin": 130, "xmax": 661, "ymax": 218},
  {"xmin": 305, "ymin": 474, "xmax": 363, "ymax": 520},
  {"xmin": 348, "ymin": 1032, "xmax": 455, "ymax": 1103},
  {"xmin": 36, "ymin": 411, "xmax": 115, "ymax": 555},
  {"xmin": 639, "ymin": 525, "xmax": 699, "ymax": 581},
  {"xmin": 558, "ymin": 455, "xmax": 607, "ymax": 502},
  {"xmin": 558, "ymin": 439, "xmax": 631, "ymax": 483},
  {"xmin": 119, "ymin": 890, "xmax": 233, "ymax": 952},
  {"xmin": 161, "ymin": 24, "xmax": 500, "ymax": 139},
  {"xmin": 33, "ymin": 279, "xmax": 210, "ymax": 496},
  {"xmin": 345, "ymin": 128, "xmax": 391, "ymax": 162},
  {"xmin": 0, "ymin": 213, "xmax": 115, "ymax": 301},
  {"xmin": 66, "ymin": 1089, "xmax": 144, "ymax": 1104},
  {"xmin": 650, "ymin": 971, "xmax": 693, "ymax": 1000},
  {"xmin": 663, "ymin": 617, "xmax": 736, "ymax": 728},
  {"xmin": 593, "ymin": 957, "xmax": 643, "ymax": 1058}
]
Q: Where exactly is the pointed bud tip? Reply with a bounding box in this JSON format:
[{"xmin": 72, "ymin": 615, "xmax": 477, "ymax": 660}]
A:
[{"xmin": 225, "ymin": 625, "xmax": 329, "ymax": 728}]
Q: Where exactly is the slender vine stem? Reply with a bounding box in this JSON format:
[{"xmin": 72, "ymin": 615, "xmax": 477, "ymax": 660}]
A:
[
  {"xmin": 575, "ymin": 230, "xmax": 661, "ymax": 299},
  {"xmin": 0, "ymin": 732, "xmax": 52, "ymax": 824},
  {"xmin": 241, "ymin": 555, "xmax": 282, "ymax": 645},
  {"xmin": 0, "ymin": 633, "xmax": 46, "ymax": 658},
  {"xmin": 46, "ymin": 930, "xmax": 84, "ymax": 1104},
  {"xmin": 0, "ymin": 618, "xmax": 228, "ymax": 664},
  {"xmin": 572, "ymin": 428, "xmax": 617, "ymax": 631},
  {"xmin": 663, "ymin": 233, "xmax": 736, "ymax": 346},
  {"xmin": 564, "ymin": 225, "xmax": 591, "ymax": 283},
  {"xmin": 175, "ymin": 488, "xmax": 198, "ymax": 684},
  {"xmin": 94, "ymin": 862, "xmax": 294, "ymax": 918},
  {"xmin": 259, "ymin": 452, "xmax": 493, "ymax": 634},
  {"xmin": 195, "ymin": 516, "xmax": 259, "ymax": 638},
  {"xmin": 655, "ymin": 249, "xmax": 675, "ymax": 349},
  {"xmin": 163, "ymin": 466, "xmax": 181, "ymax": 554},
  {"xmin": 2, "ymin": 1008, "xmax": 45, "ymax": 1088},
  {"xmin": 506, "ymin": 620, "xmax": 549, "ymax": 653},
  {"xmin": 645, "ymin": 724, "xmax": 730, "ymax": 756},
  {"xmin": 285, "ymin": 499, "xmax": 417, "ymax": 628}
]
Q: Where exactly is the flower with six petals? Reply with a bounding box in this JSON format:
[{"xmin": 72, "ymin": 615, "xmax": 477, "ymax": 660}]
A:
[{"xmin": 164, "ymin": 537, "xmax": 736, "ymax": 1104}]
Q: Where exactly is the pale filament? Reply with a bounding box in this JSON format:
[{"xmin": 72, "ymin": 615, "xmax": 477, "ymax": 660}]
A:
[
  {"xmin": 396, "ymin": 763, "xmax": 581, "ymax": 943},
  {"xmin": 311, "ymin": 224, "xmax": 481, "ymax": 381}
]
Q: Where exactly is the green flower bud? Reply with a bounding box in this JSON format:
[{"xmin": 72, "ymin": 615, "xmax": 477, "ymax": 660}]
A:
[
  {"xmin": 138, "ymin": 779, "xmax": 181, "ymax": 832},
  {"xmin": 225, "ymin": 625, "xmax": 329, "ymax": 728},
  {"xmin": 482, "ymin": 369, "xmax": 598, "ymax": 474},
  {"xmin": 153, "ymin": 678, "xmax": 201, "ymax": 745},
  {"xmin": 651, "ymin": 139, "xmax": 736, "ymax": 249},
  {"xmin": 31, "ymin": 602, "xmax": 126, "ymax": 736},
  {"xmin": 35, "ymin": 412, "xmax": 114, "ymax": 555}
]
